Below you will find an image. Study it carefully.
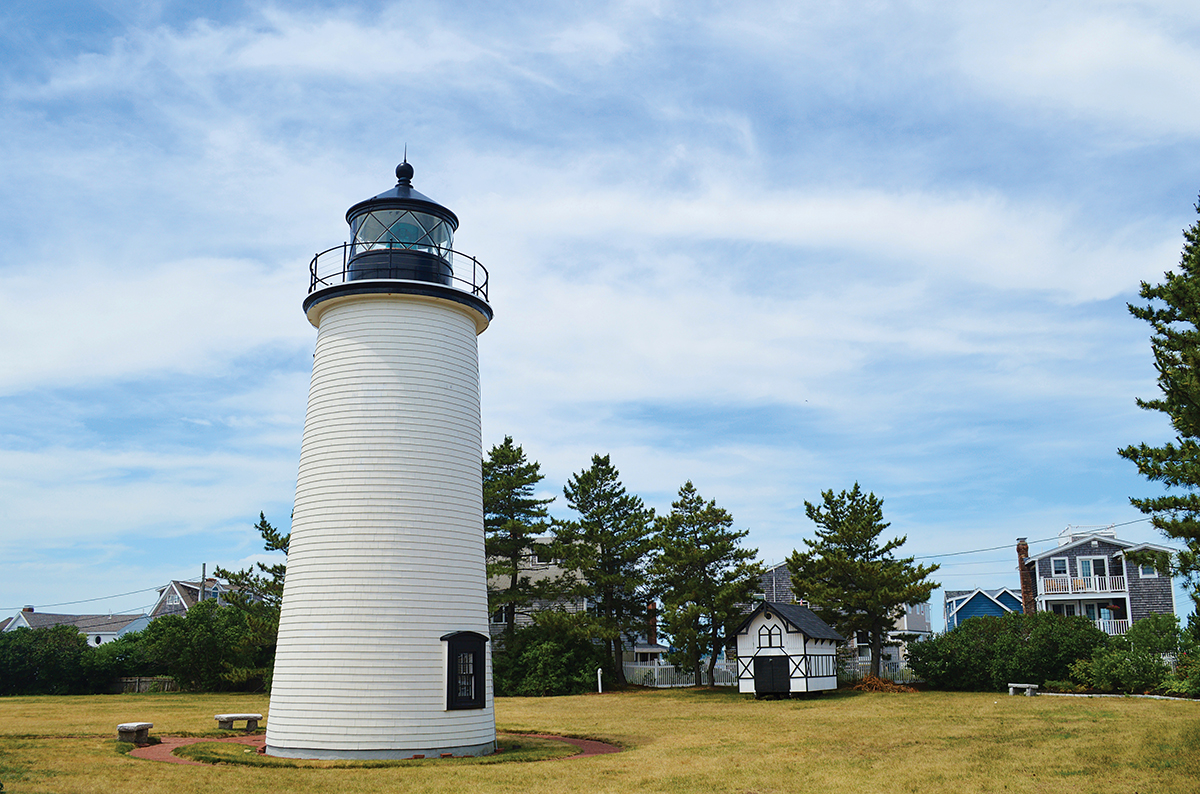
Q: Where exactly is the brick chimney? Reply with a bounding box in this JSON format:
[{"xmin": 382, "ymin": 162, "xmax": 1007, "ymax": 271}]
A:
[
  {"xmin": 22, "ymin": 605, "xmax": 34, "ymax": 612},
  {"xmin": 1016, "ymin": 538, "xmax": 1037, "ymax": 614},
  {"xmin": 646, "ymin": 602, "xmax": 658, "ymax": 647}
]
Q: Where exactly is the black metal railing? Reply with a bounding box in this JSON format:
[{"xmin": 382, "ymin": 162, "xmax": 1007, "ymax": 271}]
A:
[{"xmin": 308, "ymin": 243, "xmax": 489, "ymax": 301}]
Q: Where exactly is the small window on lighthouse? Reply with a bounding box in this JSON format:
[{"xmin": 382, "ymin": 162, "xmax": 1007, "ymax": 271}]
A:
[{"xmin": 442, "ymin": 631, "xmax": 487, "ymax": 710}]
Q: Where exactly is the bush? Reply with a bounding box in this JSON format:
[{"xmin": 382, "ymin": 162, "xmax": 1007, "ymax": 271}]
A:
[
  {"xmin": 80, "ymin": 631, "xmax": 158, "ymax": 692},
  {"xmin": 1162, "ymin": 651, "xmax": 1200, "ymax": 697},
  {"xmin": 493, "ymin": 611, "xmax": 613, "ymax": 697},
  {"xmin": 0, "ymin": 625, "xmax": 90, "ymax": 695},
  {"xmin": 1068, "ymin": 614, "xmax": 1184, "ymax": 695},
  {"xmin": 906, "ymin": 611, "xmax": 1108, "ymax": 691},
  {"xmin": 140, "ymin": 599, "xmax": 265, "ymax": 691}
]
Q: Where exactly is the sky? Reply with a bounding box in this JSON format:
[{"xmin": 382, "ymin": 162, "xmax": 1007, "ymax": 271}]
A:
[{"xmin": 1, "ymin": 0, "xmax": 1198, "ymax": 631}]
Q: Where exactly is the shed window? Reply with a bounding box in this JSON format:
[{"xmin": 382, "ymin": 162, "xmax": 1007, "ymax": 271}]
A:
[
  {"xmin": 441, "ymin": 631, "xmax": 488, "ymax": 710},
  {"xmin": 758, "ymin": 625, "xmax": 782, "ymax": 648}
]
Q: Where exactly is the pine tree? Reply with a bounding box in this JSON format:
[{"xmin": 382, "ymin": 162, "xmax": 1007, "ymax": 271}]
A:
[
  {"xmin": 1120, "ymin": 196, "xmax": 1200, "ymax": 605},
  {"xmin": 213, "ymin": 512, "xmax": 289, "ymax": 689},
  {"xmin": 787, "ymin": 484, "xmax": 939, "ymax": 678},
  {"xmin": 651, "ymin": 481, "xmax": 762, "ymax": 686},
  {"xmin": 555, "ymin": 454, "xmax": 655, "ymax": 684},
  {"xmin": 482, "ymin": 436, "xmax": 554, "ymax": 638}
]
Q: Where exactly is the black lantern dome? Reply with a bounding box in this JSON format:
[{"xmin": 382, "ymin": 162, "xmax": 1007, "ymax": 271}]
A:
[{"xmin": 344, "ymin": 161, "xmax": 459, "ymax": 285}]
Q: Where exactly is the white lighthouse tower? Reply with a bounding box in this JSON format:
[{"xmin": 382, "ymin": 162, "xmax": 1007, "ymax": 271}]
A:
[{"xmin": 265, "ymin": 161, "xmax": 495, "ymax": 760}]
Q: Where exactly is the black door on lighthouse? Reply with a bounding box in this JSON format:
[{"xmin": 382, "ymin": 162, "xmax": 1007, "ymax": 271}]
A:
[{"xmin": 753, "ymin": 656, "xmax": 790, "ymax": 695}]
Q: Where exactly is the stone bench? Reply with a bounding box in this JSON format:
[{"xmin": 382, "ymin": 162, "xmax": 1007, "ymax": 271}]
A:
[
  {"xmin": 117, "ymin": 722, "xmax": 153, "ymax": 743},
  {"xmin": 1008, "ymin": 683, "xmax": 1038, "ymax": 697},
  {"xmin": 215, "ymin": 713, "xmax": 263, "ymax": 731}
]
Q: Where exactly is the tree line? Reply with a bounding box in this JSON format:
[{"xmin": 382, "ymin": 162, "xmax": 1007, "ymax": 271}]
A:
[
  {"xmin": 3, "ymin": 448, "xmax": 939, "ymax": 697},
  {"xmin": 484, "ymin": 437, "xmax": 940, "ymax": 693},
  {"xmin": 483, "ymin": 437, "xmax": 763, "ymax": 694}
]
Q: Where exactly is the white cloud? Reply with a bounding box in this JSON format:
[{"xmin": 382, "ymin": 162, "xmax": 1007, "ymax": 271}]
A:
[{"xmin": 954, "ymin": 3, "xmax": 1200, "ymax": 137}]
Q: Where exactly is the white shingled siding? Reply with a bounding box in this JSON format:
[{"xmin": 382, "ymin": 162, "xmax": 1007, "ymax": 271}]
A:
[{"xmin": 266, "ymin": 292, "xmax": 494, "ymax": 758}]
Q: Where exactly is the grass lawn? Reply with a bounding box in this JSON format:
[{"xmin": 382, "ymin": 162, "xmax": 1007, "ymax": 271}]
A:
[{"xmin": 1, "ymin": 687, "xmax": 1197, "ymax": 793}]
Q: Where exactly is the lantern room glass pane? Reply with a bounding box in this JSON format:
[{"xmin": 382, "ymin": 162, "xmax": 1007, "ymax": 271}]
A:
[{"xmin": 352, "ymin": 210, "xmax": 453, "ymax": 254}]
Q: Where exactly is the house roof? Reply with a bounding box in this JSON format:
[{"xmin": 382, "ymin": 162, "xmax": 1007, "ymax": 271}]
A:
[
  {"xmin": 0, "ymin": 617, "xmax": 9, "ymax": 631},
  {"xmin": 1023, "ymin": 533, "xmax": 1129, "ymax": 563},
  {"xmin": 945, "ymin": 587, "xmax": 1020, "ymax": 602},
  {"xmin": 1021, "ymin": 533, "xmax": 1178, "ymax": 566},
  {"xmin": 152, "ymin": 579, "xmax": 230, "ymax": 615},
  {"xmin": 7, "ymin": 611, "xmax": 145, "ymax": 633},
  {"xmin": 944, "ymin": 588, "xmax": 1022, "ymax": 625},
  {"xmin": 733, "ymin": 601, "xmax": 844, "ymax": 642}
]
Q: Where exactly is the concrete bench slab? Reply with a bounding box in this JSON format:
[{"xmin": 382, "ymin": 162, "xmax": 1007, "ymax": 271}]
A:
[
  {"xmin": 1008, "ymin": 683, "xmax": 1038, "ymax": 696},
  {"xmin": 215, "ymin": 713, "xmax": 263, "ymax": 730},
  {"xmin": 117, "ymin": 722, "xmax": 153, "ymax": 743}
]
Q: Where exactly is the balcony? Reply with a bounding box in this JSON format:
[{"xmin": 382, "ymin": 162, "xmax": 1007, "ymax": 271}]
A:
[
  {"xmin": 1039, "ymin": 576, "xmax": 1126, "ymax": 595},
  {"xmin": 1096, "ymin": 619, "xmax": 1130, "ymax": 636}
]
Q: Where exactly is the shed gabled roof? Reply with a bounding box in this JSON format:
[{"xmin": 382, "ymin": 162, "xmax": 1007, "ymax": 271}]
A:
[{"xmin": 732, "ymin": 601, "xmax": 844, "ymax": 642}]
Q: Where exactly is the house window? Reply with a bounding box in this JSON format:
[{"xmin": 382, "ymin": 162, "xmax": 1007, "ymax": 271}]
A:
[
  {"xmin": 1139, "ymin": 563, "xmax": 1158, "ymax": 578},
  {"xmin": 166, "ymin": 593, "xmax": 180, "ymax": 605},
  {"xmin": 1051, "ymin": 558, "xmax": 1068, "ymax": 577},
  {"xmin": 758, "ymin": 625, "xmax": 782, "ymax": 648},
  {"xmin": 1079, "ymin": 558, "xmax": 1106, "ymax": 579},
  {"xmin": 441, "ymin": 631, "xmax": 487, "ymax": 710}
]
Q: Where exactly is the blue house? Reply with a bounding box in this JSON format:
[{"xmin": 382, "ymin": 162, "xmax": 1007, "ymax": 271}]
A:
[{"xmin": 943, "ymin": 588, "xmax": 1023, "ymax": 629}]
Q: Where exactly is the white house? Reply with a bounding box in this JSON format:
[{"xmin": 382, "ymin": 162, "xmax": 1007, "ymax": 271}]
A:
[{"xmin": 731, "ymin": 601, "xmax": 843, "ymax": 697}]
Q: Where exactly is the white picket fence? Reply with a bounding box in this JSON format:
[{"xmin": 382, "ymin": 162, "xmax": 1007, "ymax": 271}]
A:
[
  {"xmin": 623, "ymin": 662, "xmax": 738, "ymax": 688},
  {"xmin": 839, "ymin": 660, "xmax": 922, "ymax": 684}
]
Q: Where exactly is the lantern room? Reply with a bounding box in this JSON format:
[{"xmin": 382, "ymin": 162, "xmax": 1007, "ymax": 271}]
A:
[{"xmin": 344, "ymin": 161, "xmax": 458, "ymax": 285}]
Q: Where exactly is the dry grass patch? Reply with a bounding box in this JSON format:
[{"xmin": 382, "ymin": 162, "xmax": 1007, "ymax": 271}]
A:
[{"xmin": 0, "ymin": 688, "xmax": 1198, "ymax": 793}]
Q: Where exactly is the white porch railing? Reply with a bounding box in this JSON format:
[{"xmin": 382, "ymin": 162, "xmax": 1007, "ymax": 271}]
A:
[
  {"xmin": 1040, "ymin": 575, "xmax": 1126, "ymax": 595},
  {"xmin": 623, "ymin": 662, "xmax": 737, "ymax": 688},
  {"xmin": 1095, "ymin": 619, "xmax": 1130, "ymax": 636}
]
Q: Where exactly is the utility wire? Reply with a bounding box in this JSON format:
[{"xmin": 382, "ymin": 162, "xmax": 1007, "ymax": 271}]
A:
[
  {"xmin": 0, "ymin": 570, "xmax": 208, "ymax": 614},
  {"xmin": 913, "ymin": 518, "xmax": 1153, "ymax": 562}
]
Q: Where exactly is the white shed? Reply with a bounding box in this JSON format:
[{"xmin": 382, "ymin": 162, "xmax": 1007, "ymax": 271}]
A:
[{"xmin": 732, "ymin": 601, "xmax": 843, "ymax": 697}]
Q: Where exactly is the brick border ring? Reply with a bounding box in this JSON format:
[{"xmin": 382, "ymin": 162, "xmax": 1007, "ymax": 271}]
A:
[{"xmin": 129, "ymin": 733, "xmax": 620, "ymax": 765}]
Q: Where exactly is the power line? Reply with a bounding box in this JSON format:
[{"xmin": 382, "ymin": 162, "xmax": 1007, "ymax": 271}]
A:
[
  {"xmin": 915, "ymin": 536, "xmax": 1057, "ymax": 560},
  {"xmin": 913, "ymin": 518, "xmax": 1154, "ymax": 562},
  {"xmin": 0, "ymin": 571, "xmax": 206, "ymax": 614}
]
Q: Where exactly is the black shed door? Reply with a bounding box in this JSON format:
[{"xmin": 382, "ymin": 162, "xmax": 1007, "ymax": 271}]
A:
[{"xmin": 753, "ymin": 656, "xmax": 790, "ymax": 695}]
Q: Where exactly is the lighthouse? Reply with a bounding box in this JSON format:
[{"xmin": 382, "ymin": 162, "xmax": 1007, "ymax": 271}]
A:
[{"xmin": 265, "ymin": 161, "xmax": 495, "ymax": 760}]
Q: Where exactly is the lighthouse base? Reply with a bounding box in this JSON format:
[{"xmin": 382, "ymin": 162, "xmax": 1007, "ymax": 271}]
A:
[{"xmin": 265, "ymin": 739, "xmax": 496, "ymax": 761}]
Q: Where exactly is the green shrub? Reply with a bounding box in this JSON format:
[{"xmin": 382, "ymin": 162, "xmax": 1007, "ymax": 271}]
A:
[
  {"xmin": 1073, "ymin": 647, "xmax": 1168, "ymax": 694},
  {"xmin": 493, "ymin": 611, "xmax": 613, "ymax": 697},
  {"xmin": 907, "ymin": 611, "xmax": 1108, "ymax": 691},
  {"xmin": 1161, "ymin": 651, "xmax": 1200, "ymax": 697},
  {"xmin": 0, "ymin": 625, "xmax": 90, "ymax": 695}
]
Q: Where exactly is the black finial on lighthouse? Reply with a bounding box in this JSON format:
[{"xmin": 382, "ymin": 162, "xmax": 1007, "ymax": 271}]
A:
[{"xmin": 396, "ymin": 160, "xmax": 414, "ymax": 186}]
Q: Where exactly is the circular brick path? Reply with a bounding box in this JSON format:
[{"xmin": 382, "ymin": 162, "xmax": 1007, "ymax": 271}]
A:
[{"xmin": 128, "ymin": 732, "xmax": 619, "ymax": 765}]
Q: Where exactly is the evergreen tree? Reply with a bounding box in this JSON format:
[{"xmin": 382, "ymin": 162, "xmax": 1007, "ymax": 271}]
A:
[
  {"xmin": 555, "ymin": 454, "xmax": 655, "ymax": 684},
  {"xmin": 787, "ymin": 484, "xmax": 939, "ymax": 678},
  {"xmin": 1120, "ymin": 196, "xmax": 1200, "ymax": 605},
  {"xmin": 482, "ymin": 436, "xmax": 554, "ymax": 638},
  {"xmin": 651, "ymin": 481, "xmax": 762, "ymax": 686},
  {"xmin": 213, "ymin": 512, "xmax": 289, "ymax": 688}
]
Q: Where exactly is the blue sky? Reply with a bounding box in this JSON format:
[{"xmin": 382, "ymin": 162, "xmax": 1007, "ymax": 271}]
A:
[{"xmin": 1, "ymin": 0, "xmax": 1197, "ymax": 629}]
